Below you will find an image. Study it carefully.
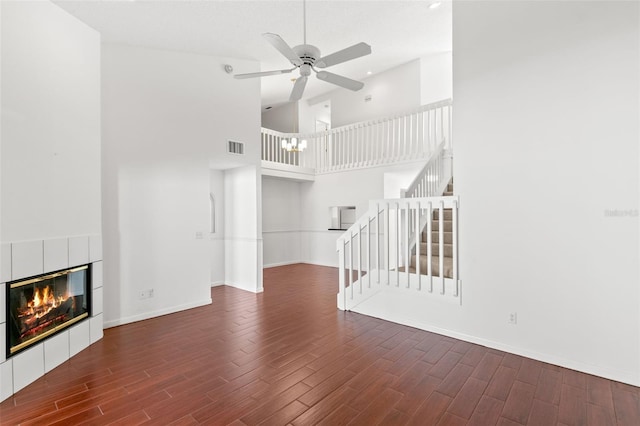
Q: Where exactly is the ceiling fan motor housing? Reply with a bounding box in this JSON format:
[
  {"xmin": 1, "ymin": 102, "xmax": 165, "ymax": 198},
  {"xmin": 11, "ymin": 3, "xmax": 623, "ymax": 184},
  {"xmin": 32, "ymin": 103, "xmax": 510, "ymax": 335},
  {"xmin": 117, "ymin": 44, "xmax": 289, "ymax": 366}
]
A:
[{"xmin": 293, "ymin": 44, "xmax": 321, "ymax": 67}]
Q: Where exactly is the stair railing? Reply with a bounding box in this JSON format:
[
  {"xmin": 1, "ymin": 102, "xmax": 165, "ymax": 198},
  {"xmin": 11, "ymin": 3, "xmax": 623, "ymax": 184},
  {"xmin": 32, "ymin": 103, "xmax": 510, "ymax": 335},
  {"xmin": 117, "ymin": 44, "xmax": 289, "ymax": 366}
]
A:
[
  {"xmin": 401, "ymin": 140, "xmax": 450, "ymax": 199},
  {"xmin": 261, "ymin": 99, "xmax": 452, "ymax": 173},
  {"xmin": 400, "ymin": 140, "xmax": 453, "ymax": 251},
  {"xmin": 337, "ymin": 195, "xmax": 459, "ymax": 311}
]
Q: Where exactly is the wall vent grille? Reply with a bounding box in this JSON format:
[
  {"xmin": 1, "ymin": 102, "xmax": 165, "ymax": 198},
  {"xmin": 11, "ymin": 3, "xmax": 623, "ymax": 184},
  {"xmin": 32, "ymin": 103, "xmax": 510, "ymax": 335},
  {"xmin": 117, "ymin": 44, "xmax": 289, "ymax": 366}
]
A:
[{"xmin": 228, "ymin": 140, "xmax": 244, "ymax": 155}]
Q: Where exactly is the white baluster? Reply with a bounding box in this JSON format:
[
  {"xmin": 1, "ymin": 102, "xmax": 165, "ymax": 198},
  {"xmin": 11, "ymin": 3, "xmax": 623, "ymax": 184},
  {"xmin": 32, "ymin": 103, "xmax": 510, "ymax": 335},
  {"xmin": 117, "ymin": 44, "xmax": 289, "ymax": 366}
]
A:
[
  {"xmin": 374, "ymin": 122, "xmax": 379, "ymax": 165},
  {"xmin": 356, "ymin": 125, "xmax": 359, "ymax": 167},
  {"xmin": 367, "ymin": 218, "xmax": 371, "ymax": 288},
  {"xmin": 386, "ymin": 202, "xmax": 390, "ymax": 285},
  {"xmin": 396, "ymin": 202, "xmax": 400, "ymax": 287},
  {"xmin": 439, "ymin": 201, "xmax": 445, "ymax": 295},
  {"xmin": 427, "ymin": 201, "xmax": 433, "ymax": 292},
  {"xmin": 339, "ymin": 240, "xmax": 346, "ymax": 310},
  {"xmin": 405, "ymin": 202, "xmax": 410, "ymax": 288},
  {"xmin": 449, "ymin": 104, "xmax": 453, "ymax": 152},
  {"xmin": 453, "ymin": 199, "xmax": 459, "ymax": 298},
  {"xmin": 358, "ymin": 225, "xmax": 362, "ymax": 294},
  {"xmin": 415, "ymin": 202, "xmax": 421, "ymax": 290},
  {"xmin": 376, "ymin": 203, "xmax": 380, "ymax": 283},
  {"xmin": 349, "ymin": 232, "xmax": 354, "ymax": 300}
]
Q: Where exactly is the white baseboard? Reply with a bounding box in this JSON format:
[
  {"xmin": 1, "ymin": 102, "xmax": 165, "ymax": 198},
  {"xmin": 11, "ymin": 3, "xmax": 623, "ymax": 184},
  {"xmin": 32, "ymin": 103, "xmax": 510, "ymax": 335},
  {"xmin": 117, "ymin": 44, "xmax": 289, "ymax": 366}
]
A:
[
  {"xmin": 103, "ymin": 298, "xmax": 212, "ymax": 329},
  {"xmin": 300, "ymin": 260, "xmax": 338, "ymax": 268},
  {"xmin": 263, "ymin": 261, "xmax": 339, "ymax": 269},
  {"xmin": 211, "ymin": 281, "xmax": 225, "ymax": 287},
  {"xmin": 225, "ymin": 281, "xmax": 263, "ymax": 294},
  {"xmin": 351, "ymin": 304, "xmax": 639, "ymax": 387},
  {"xmin": 263, "ymin": 260, "xmax": 302, "ymax": 268}
]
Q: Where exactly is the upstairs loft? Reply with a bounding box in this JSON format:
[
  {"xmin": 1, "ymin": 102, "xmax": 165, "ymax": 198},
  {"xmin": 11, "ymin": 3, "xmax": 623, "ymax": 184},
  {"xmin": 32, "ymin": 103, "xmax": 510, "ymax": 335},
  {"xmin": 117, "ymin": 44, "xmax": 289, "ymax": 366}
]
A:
[{"xmin": 260, "ymin": 99, "xmax": 452, "ymax": 180}]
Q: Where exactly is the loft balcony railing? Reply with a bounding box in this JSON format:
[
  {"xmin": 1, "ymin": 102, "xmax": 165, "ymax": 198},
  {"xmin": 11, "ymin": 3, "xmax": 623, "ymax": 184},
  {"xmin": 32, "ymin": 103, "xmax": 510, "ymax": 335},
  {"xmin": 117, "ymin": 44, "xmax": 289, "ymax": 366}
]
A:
[{"xmin": 261, "ymin": 99, "xmax": 452, "ymax": 174}]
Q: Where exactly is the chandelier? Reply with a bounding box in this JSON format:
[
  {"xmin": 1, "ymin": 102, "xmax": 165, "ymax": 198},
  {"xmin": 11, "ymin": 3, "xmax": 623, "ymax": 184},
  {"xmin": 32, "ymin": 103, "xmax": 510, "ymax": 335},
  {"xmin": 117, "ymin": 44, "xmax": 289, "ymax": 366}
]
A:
[
  {"xmin": 280, "ymin": 87, "xmax": 308, "ymax": 152},
  {"xmin": 281, "ymin": 137, "xmax": 307, "ymax": 152}
]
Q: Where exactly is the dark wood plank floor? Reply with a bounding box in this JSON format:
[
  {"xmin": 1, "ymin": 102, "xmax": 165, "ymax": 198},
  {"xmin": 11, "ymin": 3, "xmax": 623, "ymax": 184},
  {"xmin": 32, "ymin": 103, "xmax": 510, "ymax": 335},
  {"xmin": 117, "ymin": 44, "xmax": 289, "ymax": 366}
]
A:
[{"xmin": 1, "ymin": 264, "xmax": 639, "ymax": 425}]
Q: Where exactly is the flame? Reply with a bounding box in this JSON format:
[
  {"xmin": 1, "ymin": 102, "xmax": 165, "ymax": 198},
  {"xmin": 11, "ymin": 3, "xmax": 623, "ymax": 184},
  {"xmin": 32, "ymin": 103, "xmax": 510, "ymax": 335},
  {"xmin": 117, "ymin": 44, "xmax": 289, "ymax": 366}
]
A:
[
  {"xmin": 24, "ymin": 286, "xmax": 67, "ymax": 319},
  {"xmin": 32, "ymin": 288, "xmax": 42, "ymax": 307}
]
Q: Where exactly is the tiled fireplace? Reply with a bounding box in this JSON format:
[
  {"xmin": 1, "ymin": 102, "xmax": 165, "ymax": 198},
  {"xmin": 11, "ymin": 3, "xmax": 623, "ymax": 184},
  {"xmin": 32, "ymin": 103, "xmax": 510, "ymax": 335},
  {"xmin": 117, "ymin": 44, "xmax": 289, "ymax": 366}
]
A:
[{"xmin": 0, "ymin": 235, "xmax": 103, "ymax": 402}]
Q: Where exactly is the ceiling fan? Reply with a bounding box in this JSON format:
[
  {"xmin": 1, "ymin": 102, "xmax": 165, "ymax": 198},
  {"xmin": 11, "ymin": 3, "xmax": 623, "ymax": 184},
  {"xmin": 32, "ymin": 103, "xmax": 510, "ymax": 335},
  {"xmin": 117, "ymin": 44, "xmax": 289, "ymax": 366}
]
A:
[{"xmin": 234, "ymin": 0, "xmax": 372, "ymax": 102}]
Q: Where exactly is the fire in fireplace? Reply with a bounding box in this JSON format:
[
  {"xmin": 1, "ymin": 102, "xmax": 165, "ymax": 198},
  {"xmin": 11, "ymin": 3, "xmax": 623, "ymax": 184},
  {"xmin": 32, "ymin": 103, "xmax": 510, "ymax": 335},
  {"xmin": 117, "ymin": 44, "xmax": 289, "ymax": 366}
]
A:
[{"xmin": 6, "ymin": 265, "xmax": 91, "ymax": 357}]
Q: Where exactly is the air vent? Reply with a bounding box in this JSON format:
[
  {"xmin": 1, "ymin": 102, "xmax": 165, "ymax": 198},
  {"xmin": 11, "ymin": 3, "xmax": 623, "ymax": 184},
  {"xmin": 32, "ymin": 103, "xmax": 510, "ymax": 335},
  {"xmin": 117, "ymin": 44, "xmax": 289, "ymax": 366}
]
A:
[{"xmin": 228, "ymin": 140, "xmax": 244, "ymax": 155}]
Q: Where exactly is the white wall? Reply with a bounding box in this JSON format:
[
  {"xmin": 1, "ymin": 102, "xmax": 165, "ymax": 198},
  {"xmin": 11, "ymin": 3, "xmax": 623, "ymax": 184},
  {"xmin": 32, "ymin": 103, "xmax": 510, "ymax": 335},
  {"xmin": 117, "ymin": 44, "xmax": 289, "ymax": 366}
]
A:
[
  {"xmin": 420, "ymin": 52, "xmax": 452, "ymax": 105},
  {"xmin": 224, "ymin": 165, "xmax": 263, "ymax": 292},
  {"xmin": 314, "ymin": 60, "xmax": 422, "ymax": 128},
  {"xmin": 378, "ymin": 0, "xmax": 639, "ymax": 385},
  {"xmin": 262, "ymin": 100, "xmax": 327, "ymax": 134},
  {"xmin": 102, "ymin": 44, "xmax": 261, "ymax": 326},
  {"xmin": 261, "ymin": 102, "xmax": 296, "ymax": 132},
  {"xmin": 1, "ymin": 0, "xmax": 101, "ymax": 242},
  {"xmin": 262, "ymin": 176, "xmax": 302, "ymax": 267},
  {"xmin": 297, "ymin": 100, "xmax": 316, "ymax": 134},
  {"xmin": 0, "ymin": 0, "xmax": 102, "ymax": 401},
  {"xmin": 209, "ymin": 170, "xmax": 225, "ymax": 286}
]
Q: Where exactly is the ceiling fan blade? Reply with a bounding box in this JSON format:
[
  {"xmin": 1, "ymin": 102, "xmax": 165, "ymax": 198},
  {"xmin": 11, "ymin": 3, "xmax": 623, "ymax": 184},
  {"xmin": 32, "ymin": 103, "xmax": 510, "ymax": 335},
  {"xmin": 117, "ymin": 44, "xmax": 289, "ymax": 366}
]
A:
[
  {"xmin": 316, "ymin": 71, "xmax": 364, "ymax": 91},
  {"xmin": 234, "ymin": 68, "xmax": 294, "ymax": 79},
  {"xmin": 289, "ymin": 76, "xmax": 308, "ymax": 101},
  {"xmin": 263, "ymin": 33, "xmax": 303, "ymax": 67},
  {"xmin": 315, "ymin": 42, "xmax": 372, "ymax": 68}
]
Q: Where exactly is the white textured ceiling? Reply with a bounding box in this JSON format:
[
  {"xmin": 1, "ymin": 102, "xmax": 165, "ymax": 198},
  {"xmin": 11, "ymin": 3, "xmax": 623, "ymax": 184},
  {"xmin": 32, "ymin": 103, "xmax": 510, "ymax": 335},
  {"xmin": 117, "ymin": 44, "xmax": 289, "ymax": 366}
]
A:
[{"xmin": 53, "ymin": 0, "xmax": 451, "ymax": 107}]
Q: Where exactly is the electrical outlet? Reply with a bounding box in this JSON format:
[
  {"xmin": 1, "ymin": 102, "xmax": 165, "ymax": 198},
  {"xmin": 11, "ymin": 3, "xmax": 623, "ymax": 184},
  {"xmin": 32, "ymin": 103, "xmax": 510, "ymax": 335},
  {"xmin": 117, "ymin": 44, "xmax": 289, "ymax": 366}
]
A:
[
  {"xmin": 508, "ymin": 312, "xmax": 517, "ymax": 325},
  {"xmin": 139, "ymin": 289, "xmax": 154, "ymax": 300}
]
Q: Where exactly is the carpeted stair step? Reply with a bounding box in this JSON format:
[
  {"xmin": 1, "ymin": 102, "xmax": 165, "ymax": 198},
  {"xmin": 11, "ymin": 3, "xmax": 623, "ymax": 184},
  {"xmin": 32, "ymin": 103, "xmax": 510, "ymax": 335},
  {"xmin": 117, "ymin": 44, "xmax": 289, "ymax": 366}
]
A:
[
  {"xmin": 431, "ymin": 208, "xmax": 453, "ymax": 220},
  {"xmin": 425, "ymin": 231, "xmax": 453, "ymax": 244},
  {"xmin": 409, "ymin": 254, "xmax": 453, "ymax": 278},
  {"xmin": 419, "ymin": 242, "xmax": 454, "ymax": 258},
  {"xmin": 444, "ymin": 180, "xmax": 454, "ymax": 196},
  {"xmin": 432, "ymin": 220, "xmax": 453, "ymax": 232},
  {"xmin": 421, "ymin": 229, "xmax": 453, "ymax": 243}
]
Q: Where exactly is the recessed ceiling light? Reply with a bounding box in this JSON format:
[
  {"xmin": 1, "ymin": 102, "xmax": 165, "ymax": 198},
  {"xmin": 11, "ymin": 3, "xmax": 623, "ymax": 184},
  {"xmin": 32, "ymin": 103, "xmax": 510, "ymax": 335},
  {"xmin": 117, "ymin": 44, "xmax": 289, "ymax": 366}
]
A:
[
  {"xmin": 367, "ymin": 71, "xmax": 372, "ymax": 75},
  {"xmin": 429, "ymin": 1, "xmax": 442, "ymax": 9}
]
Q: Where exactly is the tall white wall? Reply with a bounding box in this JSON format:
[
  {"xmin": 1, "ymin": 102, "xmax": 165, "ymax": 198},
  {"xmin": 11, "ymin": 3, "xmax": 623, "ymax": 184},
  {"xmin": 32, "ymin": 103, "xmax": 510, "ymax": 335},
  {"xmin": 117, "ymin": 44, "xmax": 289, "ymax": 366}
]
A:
[
  {"xmin": 1, "ymin": 1, "xmax": 101, "ymax": 242},
  {"xmin": 312, "ymin": 60, "xmax": 422, "ymax": 128},
  {"xmin": 261, "ymin": 102, "xmax": 297, "ymax": 132},
  {"xmin": 426, "ymin": 0, "xmax": 638, "ymax": 384},
  {"xmin": 261, "ymin": 101, "xmax": 326, "ymax": 134},
  {"xmin": 262, "ymin": 176, "xmax": 302, "ymax": 267},
  {"xmin": 224, "ymin": 165, "xmax": 263, "ymax": 292},
  {"xmin": 420, "ymin": 52, "xmax": 452, "ymax": 105},
  {"xmin": 102, "ymin": 44, "xmax": 261, "ymax": 327},
  {"xmin": 1, "ymin": 0, "xmax": 102, "ymax": 401}
]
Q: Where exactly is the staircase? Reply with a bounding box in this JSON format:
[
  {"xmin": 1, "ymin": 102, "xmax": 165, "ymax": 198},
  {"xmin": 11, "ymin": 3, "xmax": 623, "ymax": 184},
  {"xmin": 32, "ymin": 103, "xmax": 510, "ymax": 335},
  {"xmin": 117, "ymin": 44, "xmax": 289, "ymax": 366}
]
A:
[
  {"xmin": 333, "ymin": 100, "xmax": 459, "ymax": 312},
  {"xmin": 409, "ymin": 179, "xmax": 454, "ymax": 278}
]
